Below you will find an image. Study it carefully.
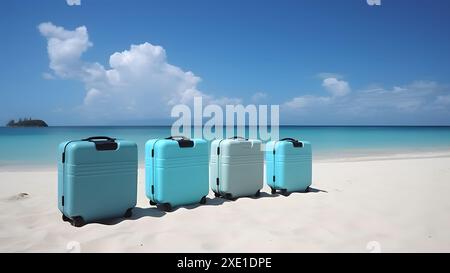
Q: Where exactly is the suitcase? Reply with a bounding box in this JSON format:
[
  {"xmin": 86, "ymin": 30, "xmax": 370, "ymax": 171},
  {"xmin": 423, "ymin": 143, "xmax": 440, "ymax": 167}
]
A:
[
  {"xmin": 58, "ymin": 136, "xmax": 138, "ymax": 227},
  {"xmin": 210, "ymin": 137, "xmax": 264, "ymax": 199},
  {"xmin": 145, "ymin": 136, "xmax": 209, "ymax": 212},
  {"xmin": 265, "ymin": 138, "xmax": 312, "ymax": 194}
]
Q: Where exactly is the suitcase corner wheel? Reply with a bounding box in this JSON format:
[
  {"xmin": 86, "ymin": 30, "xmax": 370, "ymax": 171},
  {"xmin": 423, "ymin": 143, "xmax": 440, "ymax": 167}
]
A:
[
  {"xmin": 213, "ymin": 191, "xmax": 238, "ymax": 201},
  {"xmin": 280, "ymin": 189, "xmax": 289, "ymax": 196},
  {"xmin": 199, "ymin": 196, "xmax": 207, "ymax": 205},
  {"xmin": 270, "ymin": 187, "xmax": 289, "ymax": 196},
  {"xmin": 123, "ymin": 208, "xmax": 133, "ymax": 218},
  {"xmin": 254, "ymin": 189, "xmax": 261, "ymax": 198},
  {"xmin": 270, "ymin": 187, "xmax": 276, "ymax": 194},
  {"xmin": 223, "ymin": 193, "xmax": 235, "ymax": 201},
  {"xmin": 72, "ymin": 216, "xmax": 85, "ymax": 227},
  {"xmin": 149, "ymin": 200, "xmax": 157, "ymax": 206},
  {"xmin": 62, "ymin": 214, "xmax": 70, "ymax": 222},
  {"xmin": 62, "ymin": 214, "xmax": 86, "ymax": 228},
  {"xmin": 157, "ymin": 203, "xmax": 172, "ymax": 212}
]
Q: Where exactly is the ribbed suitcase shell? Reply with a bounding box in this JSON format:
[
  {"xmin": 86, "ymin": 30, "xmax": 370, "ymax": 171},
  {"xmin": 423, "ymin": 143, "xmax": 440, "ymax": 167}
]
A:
[
  {"xmin": 210, "ymin": 138, "xmax": 264, "ymax": 198},
  {"xmin": 58, "ymin": 139, "xmax": 138, "ymax": 223},
  {"xmin": 145, "ymin": 138, "xmax": 209, "ymax": 207},
  {"xmin": 265, "ymin": 140, "xmax": 312, "ymax": 192}
]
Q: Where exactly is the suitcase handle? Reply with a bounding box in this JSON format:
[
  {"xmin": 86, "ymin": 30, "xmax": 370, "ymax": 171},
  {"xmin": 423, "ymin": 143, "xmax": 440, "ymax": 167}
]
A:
[
  {"xmin": 229, "ymin": 136, "xmax": 248, "ymax": 141},
  {"xmin": 82, "ymin": 136, "xmax": 118, "ymax": 151},
  {"xmin": 82, "ymin": 136, "xmax": 116, "ymax": 142},
  {"xmin": 165, "ymin": 136, "xmax": 194, "ymax": 148},
  {"xmin": 165, "ymin": 136, "xmax": 189, "ymax": 140},
  {"xmin": 280, "ymin": 138, "xmax": 303, "ymax": 148}
]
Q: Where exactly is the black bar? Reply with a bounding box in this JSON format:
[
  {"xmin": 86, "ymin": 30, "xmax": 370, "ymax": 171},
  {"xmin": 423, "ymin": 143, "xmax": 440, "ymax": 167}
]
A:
[{"xmin": 0, "ymin": 253, "xmax": 444, "ymax": 272}]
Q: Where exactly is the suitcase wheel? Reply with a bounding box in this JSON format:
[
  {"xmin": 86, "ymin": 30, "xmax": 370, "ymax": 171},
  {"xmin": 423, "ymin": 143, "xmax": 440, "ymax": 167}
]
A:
[
  {"xmin": 149, "ymin": 200, "xmax": 157, "ymax": 206},
  {"xmin": 199, "ymin": 196, "xmax": 207, "ymax": 205},
  {"xmin": 304, "ymin": 187, "xmax": 310, "ymax": 193},
  {"xmin": 224, "ymin": 193, "xmax": 234, "ymax": 201},
  {"xmin": 214, "ymin": 192, "xmax": 220, "ymax": 198},
  {"xmin": 255, "ymin": 190, "xmax": 261, "ymax": 198},
  {"xmin": 159, "ymin": 203, "xmax": 172, "ymax": 212},
  {"xmin": 71, "ymin": 216, "xmax": 85, "ymax": 228},
  {"xmin": 270, "ymin": 187, "xmax": 276, "ymax": 194},
  {"xmin": 280, "ymin": 189, "xmax": 289, "ymax": 196},
  {"xmin": 62, "ymin": 214, "xmax": 70, "ymax": 222},
  {"xmin": 124, "ymin": 208, "xmax": 133, "ymax": 218}
]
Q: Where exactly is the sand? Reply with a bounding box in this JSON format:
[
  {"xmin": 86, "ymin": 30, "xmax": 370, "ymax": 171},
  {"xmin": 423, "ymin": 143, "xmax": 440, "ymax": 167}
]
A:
[{"xmin": 1, "ymin": 155, "xmax": 450, "ymax": 253}]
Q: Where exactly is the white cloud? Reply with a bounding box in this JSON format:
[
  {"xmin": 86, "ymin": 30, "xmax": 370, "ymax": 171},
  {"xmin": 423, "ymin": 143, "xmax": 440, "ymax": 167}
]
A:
[
  {"xmin": 38, "ymin": 22, "xmax": 92, "ymax": 78},
  {"xmin": 42, "ymin": 72, "xmax": 56, "ymax": 80},
  {"xmin": 322, "ymin": 77, "xmax": 351, "ymax": 97},
  {"xmin": 251, "ymin": 92, "xmax": 268, "ymax": 103},
  {"xmin": 284, "ymin": 95, "xmax": 331, "ymax": 109},
  {"xmin": 39, "ymin": 22, "xmax": 239, "ymax": 121},
  {"xmin": 353, "ymin": 81, "xmax": 439, "ymax": 112},
  {"xmin": 66, "ymin": 0, "xmax": 81, "ymax": 6},
  {"xmin": 435, "ymin": 95, "xmax": 450, "ymax": 105},
  {"xmin": 283, "ymin": 79, "xmax": 449, "ymax": 124},
  {"xmin": 283, "ymin": 74, "xmax": 349, "ymax": 111},
  {"xmin": 83, "ymin": 88, "xmax": 102, "ymax": 105},
  {"xmin": 209, "ymin": 96, "xmax": 242, "ymax": 105},
  {"xmin": 408, "ymin": 80, "xmax": 439, "ymax": 90}
]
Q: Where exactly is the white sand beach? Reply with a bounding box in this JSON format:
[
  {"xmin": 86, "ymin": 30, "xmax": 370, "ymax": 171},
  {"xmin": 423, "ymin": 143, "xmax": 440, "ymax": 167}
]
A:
[{"xmin": 1, "ymin": 154, "xmax": 450, "ymax": 253}]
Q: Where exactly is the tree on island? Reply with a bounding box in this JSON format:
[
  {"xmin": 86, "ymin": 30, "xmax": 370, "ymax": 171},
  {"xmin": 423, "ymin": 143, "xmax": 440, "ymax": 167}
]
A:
[{"xmin": 6, "ymin": 118, "xmax": 48, "ymax": 127}]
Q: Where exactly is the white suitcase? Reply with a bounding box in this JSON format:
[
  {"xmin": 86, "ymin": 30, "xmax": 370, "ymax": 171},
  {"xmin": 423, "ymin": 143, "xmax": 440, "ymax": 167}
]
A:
[{"xmin": 209, "ymin": 137, "xmax": 264, "ymax": 199}]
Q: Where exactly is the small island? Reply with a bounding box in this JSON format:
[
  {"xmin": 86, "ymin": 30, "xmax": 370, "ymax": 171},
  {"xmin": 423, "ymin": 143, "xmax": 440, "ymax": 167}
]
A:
[{"xmin": 6, "ymin": 118, "xmax": 48, "ymax": 127}]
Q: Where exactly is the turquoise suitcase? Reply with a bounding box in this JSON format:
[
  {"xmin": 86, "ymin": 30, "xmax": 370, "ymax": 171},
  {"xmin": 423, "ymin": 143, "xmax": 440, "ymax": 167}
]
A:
[
  {"xmin": 58, "ymin": 136, "xmax": 138, "ymax": 227},
  {"xmin": 145, "ymin": 136, "xmax": 209, "ymax": 212},
  {"xmin": 210, "ymin": 137, "xmax": 264, "ymax": 200},
  {"xmin": 265, "ymin": 138, "xmax": 312, "ymax": 194}
]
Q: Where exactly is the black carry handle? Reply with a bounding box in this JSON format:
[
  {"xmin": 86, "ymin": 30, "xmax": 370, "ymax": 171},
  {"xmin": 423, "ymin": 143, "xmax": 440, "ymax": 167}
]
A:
[
  {"xmin": 82, "ymin": 136, "xmax": 116, "ymax": 142},
  {"xmin": 82, "ymin": 136, "xmax": 118, "ymax": 151},
  {"xmin": 165, "ymin": 136, "xmax": 189, "ymax": 140},
  {"xmin": 281, "ymin": 138, "xmax": 303, "ymax": 148},
  {"xmin": 229, "ymin": 136, "xmax": 248, "ymax": 140},
  {"xmin": 166, "ymin": 136, "xmax": 194, "ymax": 148}
]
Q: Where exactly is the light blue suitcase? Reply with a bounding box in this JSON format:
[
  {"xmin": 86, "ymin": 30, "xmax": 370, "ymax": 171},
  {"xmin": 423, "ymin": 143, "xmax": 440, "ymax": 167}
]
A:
[
  {"xmin": 210, "ymin": 137, "xmax": 264, "ymax": 200},
  {"xmin": 265, "ymin": 138, "xmax": 312, "ymax": 195},
  {"xmin": 145, "ymin": 136, "xmax": 209, "ymax": 212},
  {"xmin": 58, "ymin": 136, "xmax": 138, "ymax": 227}
]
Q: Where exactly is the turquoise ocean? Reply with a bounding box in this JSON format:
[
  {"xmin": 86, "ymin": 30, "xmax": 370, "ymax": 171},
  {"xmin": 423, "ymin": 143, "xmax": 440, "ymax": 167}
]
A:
[{"xmin": 1, "ymin": 126, "xmax": 450, "ymax": 167}]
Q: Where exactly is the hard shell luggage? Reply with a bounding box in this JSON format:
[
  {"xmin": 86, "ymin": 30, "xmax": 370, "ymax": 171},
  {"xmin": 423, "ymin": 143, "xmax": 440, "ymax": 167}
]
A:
[
  {"xmin": 145, "ymin": 136, "xmax": 209, "ymax": 212},
  {"xmin": 265, "ymin": 138, "xmax": 312, "ymax": 194},
  {"xmin": 58, "ymin": 136, "xmax": 138, "ymax": 227},
  {"xmin": 210, "ymin": 137, "xmax": 264, "ymax": 200}
]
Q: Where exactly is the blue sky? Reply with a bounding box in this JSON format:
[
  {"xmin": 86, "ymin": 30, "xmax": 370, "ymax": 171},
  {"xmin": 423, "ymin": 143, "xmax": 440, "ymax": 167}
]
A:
[{"xmin": 1, "ymin": 0, "xmax": 450, "ymax": 125}]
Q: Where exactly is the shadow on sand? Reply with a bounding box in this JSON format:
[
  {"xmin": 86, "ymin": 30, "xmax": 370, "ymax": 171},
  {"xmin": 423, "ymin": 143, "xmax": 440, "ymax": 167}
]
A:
[
  {"xmin": 279, "ymin": 186, "xmax": 328, "ymax": 197},
  {"xmin": 85, "ymin": 187, "xmax": 327, "ymax": 226}
]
